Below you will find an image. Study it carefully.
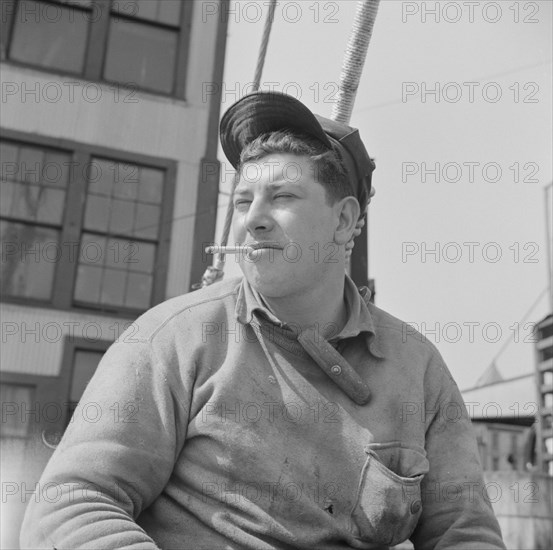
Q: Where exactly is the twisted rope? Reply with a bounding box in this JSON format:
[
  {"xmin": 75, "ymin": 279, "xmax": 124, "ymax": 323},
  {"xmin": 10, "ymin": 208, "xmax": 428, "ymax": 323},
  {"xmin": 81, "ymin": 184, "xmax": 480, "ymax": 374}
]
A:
[
  {"xmin": 331, "ymin": 0, "xmax": 380, "ymax": 125},
  {"xmin": 333, "ymin": 0, "xmax": 380, "ymax": 262}
]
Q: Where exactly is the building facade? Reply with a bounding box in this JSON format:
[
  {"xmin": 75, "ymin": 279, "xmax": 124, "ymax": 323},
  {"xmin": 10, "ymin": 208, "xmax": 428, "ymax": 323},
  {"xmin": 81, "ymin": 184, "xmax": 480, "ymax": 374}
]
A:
[{"xmin": 0, "ymin": 1, "xmax": 229, "ymax": 546}]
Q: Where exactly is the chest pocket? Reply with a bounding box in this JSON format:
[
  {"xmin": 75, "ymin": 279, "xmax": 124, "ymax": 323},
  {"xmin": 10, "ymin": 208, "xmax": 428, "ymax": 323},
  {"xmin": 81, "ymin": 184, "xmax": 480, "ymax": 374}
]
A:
[{"xmin": 349, "ymin": 443, "xmax": 429, "ymax": 547}]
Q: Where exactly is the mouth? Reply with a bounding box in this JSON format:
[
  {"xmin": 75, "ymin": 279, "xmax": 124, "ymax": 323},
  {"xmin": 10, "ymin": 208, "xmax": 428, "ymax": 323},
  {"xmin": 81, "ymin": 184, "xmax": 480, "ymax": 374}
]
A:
[{"xmin": 247, "ymin": 241, "xmax": 283, "ymax": 251}]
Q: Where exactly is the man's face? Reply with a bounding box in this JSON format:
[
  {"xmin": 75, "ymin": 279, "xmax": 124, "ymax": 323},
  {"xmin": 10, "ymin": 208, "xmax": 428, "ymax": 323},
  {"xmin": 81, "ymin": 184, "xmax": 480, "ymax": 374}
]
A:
[{"xmin": 232, "ymin": 153, "xmax": 341, "ymax": 298}]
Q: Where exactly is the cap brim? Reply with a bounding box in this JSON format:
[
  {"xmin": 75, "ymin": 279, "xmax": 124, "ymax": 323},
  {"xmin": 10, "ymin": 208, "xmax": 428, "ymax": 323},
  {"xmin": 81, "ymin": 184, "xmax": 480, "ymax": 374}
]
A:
[{"xmin": 220, "ymin": 91, "xmax": 332, "ymax": 168}]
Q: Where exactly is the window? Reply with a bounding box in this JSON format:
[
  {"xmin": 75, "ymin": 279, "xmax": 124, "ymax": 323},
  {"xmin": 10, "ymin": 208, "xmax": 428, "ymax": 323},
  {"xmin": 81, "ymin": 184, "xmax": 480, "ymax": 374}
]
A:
[
  {"xmin": 0, "ymin": 131, "xmax": 175, "ymax": 314},
  {"xmin": 65, "ymin": 348, "xmax": 105, "ymax": 424},
  {"xmin": 2, "ymin": 0, "xmax": 193, "ymax": 96},
  {"xmin": 74, "ymin": 159, "xmax": 162, "ymax": 309},
  {"xmin": 0, "ymin": 383, "xmax": 34, "ymax": 438},
  {"xmin": 8, "ymin": 0, "xmax": 92, "ymax": 74},
  {"xmin": 0, "ymin": 141, "xmax": 71, "ymax": 300}
]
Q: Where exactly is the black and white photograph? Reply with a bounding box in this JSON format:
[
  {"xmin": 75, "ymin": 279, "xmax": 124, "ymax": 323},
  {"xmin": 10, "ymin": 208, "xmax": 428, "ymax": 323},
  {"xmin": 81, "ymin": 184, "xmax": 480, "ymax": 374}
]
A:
[{"xmin": 1, "ymin": 1, "xmax": 552, "ymax": 548}]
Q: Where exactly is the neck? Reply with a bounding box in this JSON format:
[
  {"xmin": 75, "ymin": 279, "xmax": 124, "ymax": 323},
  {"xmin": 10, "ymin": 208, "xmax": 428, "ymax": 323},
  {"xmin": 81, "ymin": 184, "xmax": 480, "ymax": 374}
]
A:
[{"xmin": 258, "ymin": 275, "xmax": 347, "ymax": 339}]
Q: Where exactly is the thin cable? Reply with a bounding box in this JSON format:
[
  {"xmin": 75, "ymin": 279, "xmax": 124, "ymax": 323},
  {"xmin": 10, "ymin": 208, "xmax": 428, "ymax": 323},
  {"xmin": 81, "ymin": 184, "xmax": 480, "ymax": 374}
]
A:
[
  {"xmin": 199, "ymin": 1, "xmax": 278, "ymax": 287},
  {"xmin": 252, "ymin": 0, "xmax": 277, "ymax": 91}
]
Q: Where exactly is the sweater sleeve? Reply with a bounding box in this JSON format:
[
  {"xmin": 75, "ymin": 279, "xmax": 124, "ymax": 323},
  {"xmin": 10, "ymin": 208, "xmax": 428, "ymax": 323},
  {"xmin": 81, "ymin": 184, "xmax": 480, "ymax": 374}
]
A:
[
  {"xmin": 20, "ymin": 338, "xmax": 186, "ymax": 550},
  {"xmin": 410, "ymin": 351, "xmax": 506, "ymax": 550}
]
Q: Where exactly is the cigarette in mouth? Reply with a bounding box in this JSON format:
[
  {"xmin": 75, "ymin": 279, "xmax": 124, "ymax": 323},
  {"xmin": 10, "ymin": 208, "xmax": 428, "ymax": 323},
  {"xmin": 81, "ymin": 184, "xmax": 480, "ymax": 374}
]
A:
[
  {"xmin": 205, "ymin": 245, "xmax": 253, "ymax": 255},
  {"xmin": 205, "ymin": 243, "xmax": 281, "ymax": 255}
]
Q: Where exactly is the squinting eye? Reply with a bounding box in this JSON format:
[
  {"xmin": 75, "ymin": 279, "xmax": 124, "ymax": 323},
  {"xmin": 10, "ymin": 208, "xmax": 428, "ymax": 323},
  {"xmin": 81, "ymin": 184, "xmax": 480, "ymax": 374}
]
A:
[
  {"xmin": 274, "ymin": 194, "xmax": 293, "ymax": 199},
  {"xmin": 233, "ymin": 200, "xmax": 251, "ymax": 208}
]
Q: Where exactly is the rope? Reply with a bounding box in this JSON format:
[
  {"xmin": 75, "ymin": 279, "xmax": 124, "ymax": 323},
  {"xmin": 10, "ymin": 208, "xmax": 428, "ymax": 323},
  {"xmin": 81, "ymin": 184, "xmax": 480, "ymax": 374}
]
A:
[
  {"xmin": 252, "ymin": 0, "xmax": 278, "ymax": 91},
  {"xmin": 331, "ymin": 0, "xmax": 380, "ymax": 125},
  {"xmin": 199, "ymin": 0, "xmax": 277, "ymax": 288},
  {"xmin": 332, "ymin": 0, "xmax": 380, "ymax": 253}
]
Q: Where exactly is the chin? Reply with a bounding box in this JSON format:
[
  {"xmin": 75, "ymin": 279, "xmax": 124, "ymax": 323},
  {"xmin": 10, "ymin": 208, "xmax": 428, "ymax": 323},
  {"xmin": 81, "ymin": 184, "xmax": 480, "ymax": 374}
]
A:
[{"xmin": 242, "ymin": 266, "xmax": 297, "ymax": 298}]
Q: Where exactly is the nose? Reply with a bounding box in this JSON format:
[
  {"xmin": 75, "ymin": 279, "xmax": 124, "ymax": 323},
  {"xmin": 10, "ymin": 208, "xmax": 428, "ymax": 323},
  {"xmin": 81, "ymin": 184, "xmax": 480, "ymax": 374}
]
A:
[{"xmin": 244, "ymin": 196, "xmax": 274, "ymax": 235}]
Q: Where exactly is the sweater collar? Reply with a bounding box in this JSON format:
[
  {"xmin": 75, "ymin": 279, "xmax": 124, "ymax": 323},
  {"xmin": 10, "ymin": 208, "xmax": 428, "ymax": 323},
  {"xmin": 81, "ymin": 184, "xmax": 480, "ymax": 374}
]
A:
[{"xmin": 235, "ymin": 275, "xmax": 384, "ymax": 359}]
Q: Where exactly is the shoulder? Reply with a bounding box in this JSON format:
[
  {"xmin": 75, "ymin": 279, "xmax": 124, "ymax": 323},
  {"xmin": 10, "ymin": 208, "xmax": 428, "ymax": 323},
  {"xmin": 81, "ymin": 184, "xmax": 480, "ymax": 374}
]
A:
[
  {"xmin": 121, "ymin": 277, "xmax": 244, "ymax": 343},
  {"xmin": 368, "ymin": 302, "xmax": 457, "ymax": 391},
  {"xmin": 368, "ymin": 302, "xmax": 449, "ymax": 369}
]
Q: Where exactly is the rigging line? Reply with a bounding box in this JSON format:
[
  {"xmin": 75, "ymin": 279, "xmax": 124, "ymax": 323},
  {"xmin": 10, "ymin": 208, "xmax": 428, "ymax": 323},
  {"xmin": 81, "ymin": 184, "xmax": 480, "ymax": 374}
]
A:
[
  {"xmin": 354, "ymin": 58, "xmax": 552, "ymax": 114},
  {"xmin": 489, "ymin": 287, "xmax": 549, "ymax": 365}
]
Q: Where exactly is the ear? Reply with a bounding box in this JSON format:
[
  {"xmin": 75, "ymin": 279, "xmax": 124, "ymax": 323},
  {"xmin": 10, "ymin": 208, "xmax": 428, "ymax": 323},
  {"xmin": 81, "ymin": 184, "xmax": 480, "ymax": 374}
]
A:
[{"xmin": 333, "ymin": 196, "xmax": 360, "ymax": 245}]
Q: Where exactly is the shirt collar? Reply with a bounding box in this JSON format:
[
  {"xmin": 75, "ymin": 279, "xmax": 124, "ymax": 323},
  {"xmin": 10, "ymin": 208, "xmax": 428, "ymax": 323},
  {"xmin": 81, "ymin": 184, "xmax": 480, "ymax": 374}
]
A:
[{"xmin": 235, "ymin": 274, "xmax": 384, "ymax": 358}]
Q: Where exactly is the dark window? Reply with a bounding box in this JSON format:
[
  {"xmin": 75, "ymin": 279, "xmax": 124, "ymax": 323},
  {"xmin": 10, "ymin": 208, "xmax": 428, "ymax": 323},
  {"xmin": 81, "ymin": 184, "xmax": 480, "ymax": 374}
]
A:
[
  {"xmin": 0, "ymin": 384, "xmax": 34, "ymax": 438},
  {"xmin": 3, "ymin": 0, "xmax": 192, "ymax": 97},
  {"xmin": 104, "ymin": 18, "xmax": 178, "ymax": 94},
  {"xmin": 74, "ymin": 158, "xmax": 161, "ymax": 309},
  {"xmin": 66, "ymin": 348, "xmax": 104, "ymax": 423},
  {"xmin": 0, "ymin": 141, "xmax": 70, "ymax": 300},
  {"xmin": 9, "ymin": 0, "xmax": 90, "ymax": 74},
  {"xmin": 0, "ymin": 133, "xmax": 175, "ymax": 314}
]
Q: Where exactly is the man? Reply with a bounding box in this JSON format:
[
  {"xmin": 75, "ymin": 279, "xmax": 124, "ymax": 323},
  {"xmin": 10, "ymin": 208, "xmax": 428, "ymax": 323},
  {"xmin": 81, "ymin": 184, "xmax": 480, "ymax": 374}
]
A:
[{"xmin": 21, "ymin": 92, "xmax": 505, "ymax": 549}]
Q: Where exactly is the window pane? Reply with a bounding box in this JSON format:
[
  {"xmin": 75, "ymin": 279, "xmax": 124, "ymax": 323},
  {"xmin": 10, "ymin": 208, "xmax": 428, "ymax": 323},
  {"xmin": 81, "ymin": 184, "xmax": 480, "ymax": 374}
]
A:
[
  {"xmin": 104, "ymin": 19, "xmax": 177, "ymax": 93},
  {"xmin": 43, "ymin": 151, "xmax": 71, "ymax": 188},
  {"xmin": 84, "ymin": 195, "xmax": 110, "ymax": 232},
  {"xmin": 0, "ymin": 181, "xmax": 16, "ymax": 217},
  {"xmin": 18, "ymin": 147, "xmax": 44, "ymax": 184},
  {"xmin": 126, "ymin": 272, "xmax": 152, "ymax": 308},
  {"xmin": 88, "ymin": 159, "xmax": 115, "ymax": 196},
  {"xmin": 69, "ymin": 350, "xmax": 104, "ymax": 403},
  {"xmin": 80, "ymin": 233, "xmax": 107, "ymax": 266},
  {"xmin": 113, "ymin": 0, "xmax": 182, "ymax": 25},
  {"xmin": 10, "ymin": 0, "xmax": 89, "ymax": 74},
  {"xmin": 0, "ymin": 384, "xmax": 33, "ymax": 438},
  {"xmin": 109, "ymin": 199, "xmax": 135, "ymax": 235},
  {"xmin": 100, "ymin": 268, "xmax": 126, "ymax": 305},
  {"xmin": 138, "ymin": 166, "xmax": 164, "ymax": 204},
  {"xmin": 130, "ymin": 240, "xmax": 155, "ymax": 273},
  {"xmin": 0, "ymin": 143, "xmax": 18, "ymax": 173},
  {"xmin": 0, "ymin": 221, "xmax": 58, "ymax": 300},
  {"xmin": 75, "ymin": 234, "xmax": 156, "ymax": 309},
  {"xmin": 1, "ymin": 142, "xmax": 71, "ymax": 189},
  {"xmin": 35, "ymin": 187, "xmax": 66, "ymax": 224},
  {"xmin": 2, "ymin": 182, "xmax": 66, "ymax": 224},
  {"xmin": 104, "ymin": 237, "xmax": 135, "ymax": 270},
  {"xmin": 74, "ymin": 264, "xmax": 102, "ymax": 303},
  {"xmin": 134, "ymin": 203, "xmax": 160, "ymax": 239},
  {"xmin": 113, "ymin": 167, "xmax": 139, "ymax": 200}
]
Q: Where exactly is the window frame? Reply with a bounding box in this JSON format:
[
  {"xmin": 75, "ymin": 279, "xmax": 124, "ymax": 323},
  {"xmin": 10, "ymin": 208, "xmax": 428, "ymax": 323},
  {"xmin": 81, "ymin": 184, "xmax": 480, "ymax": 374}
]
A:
[
  {"xmin": 0, "ymin": 0, "xmax": 193, "ymax": 98},
  {"xmin": 0, "ymin": 336, "xmax": 111, "ymax": 443},
  {"xmin": 0, "ymin": 128, "xmax": 176, "ymax": 317},
  {"xmin": 59, "ymin": 335, "xmax": 111, "ymax": 429}
]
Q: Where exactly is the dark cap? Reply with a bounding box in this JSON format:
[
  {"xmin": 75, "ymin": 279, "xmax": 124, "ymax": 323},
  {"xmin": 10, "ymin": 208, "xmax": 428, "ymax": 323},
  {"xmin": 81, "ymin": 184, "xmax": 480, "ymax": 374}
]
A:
[{"xmin": 220, "ymin": 91, "xmax": 375, "ymax": 207}]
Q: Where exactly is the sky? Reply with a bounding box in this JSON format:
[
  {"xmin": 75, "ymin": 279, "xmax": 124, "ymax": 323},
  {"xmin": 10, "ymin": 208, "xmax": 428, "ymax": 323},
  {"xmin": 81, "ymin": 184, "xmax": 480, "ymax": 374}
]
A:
[{"xmin": 213, "ymin": 0, "xmax": 553, "ymax": 390}]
